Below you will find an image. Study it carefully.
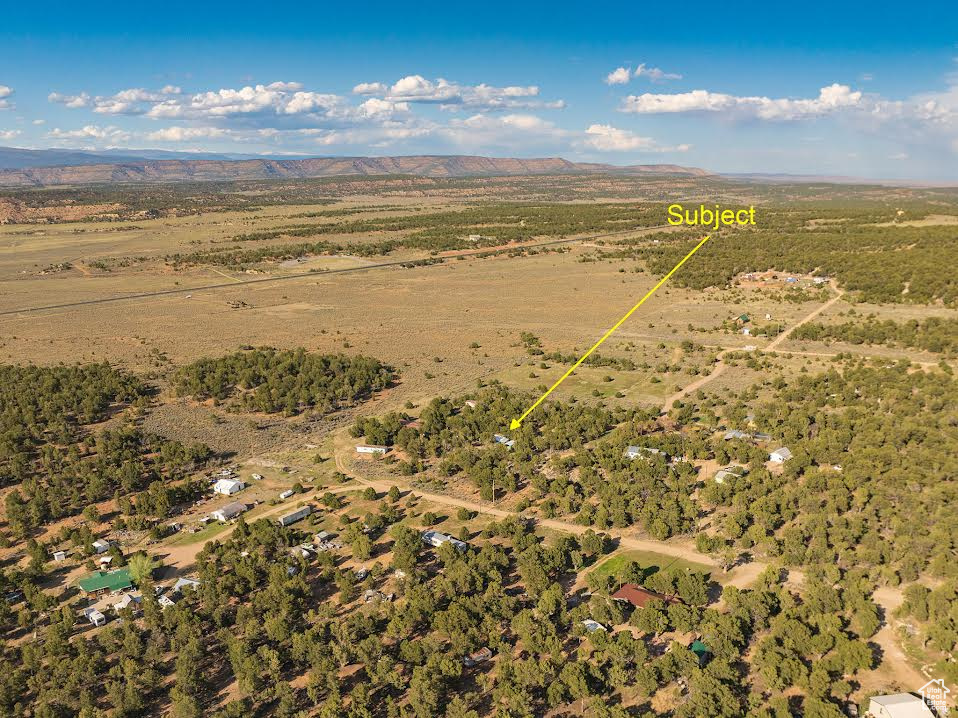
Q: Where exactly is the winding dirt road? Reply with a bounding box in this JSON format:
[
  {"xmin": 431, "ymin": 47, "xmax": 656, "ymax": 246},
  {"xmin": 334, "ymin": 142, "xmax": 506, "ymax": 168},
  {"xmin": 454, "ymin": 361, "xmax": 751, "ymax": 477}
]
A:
[{"xmin": 661, "ymin": 284, "xmax": 845, "ymax": 412}]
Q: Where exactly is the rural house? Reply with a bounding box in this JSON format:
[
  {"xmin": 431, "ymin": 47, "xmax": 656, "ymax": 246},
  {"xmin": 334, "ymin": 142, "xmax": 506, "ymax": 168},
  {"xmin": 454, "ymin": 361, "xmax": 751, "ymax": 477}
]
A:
[
  {"xmin": 211, "ymin": 501, "xmax": 247, "ymax": 522},
  {"xmin": 92, "ymin": 539, "xmax": 111, "ymax": 554},
  {"xmin": 421, "ymin": 529, "xmax": 468, "ymax": 552},
  {"xmin": 625, "ymin": 446, "xmax": 666, "ymax": 461},
  {"xmin": 171, "ymin": 577, "xmax": 201, "ymax": 594},
  {"xmin": 463, "ymin": 647, "xmax": 493, "ymax": 667},
  {"xmin": 714, "ymin": 465, "xmax": 748, "ymax": 484},
  {"xmin": 78, "ymin": 568, "xmax": 133, "ymax": 597},
  {"xmin": 611, "ymin": 583, "xmax": 677, "ymax": 609},
  {"xmin": 111, "ymin": 592, "xmax": 143, "ymax": 613}
]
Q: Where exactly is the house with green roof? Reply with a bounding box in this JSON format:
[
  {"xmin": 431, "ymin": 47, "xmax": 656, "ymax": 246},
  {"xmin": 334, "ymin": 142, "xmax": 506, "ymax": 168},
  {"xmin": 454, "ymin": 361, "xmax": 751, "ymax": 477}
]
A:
[{"xmin": 78, "ymin": 568, "xmax": 133, "ymax": 596}]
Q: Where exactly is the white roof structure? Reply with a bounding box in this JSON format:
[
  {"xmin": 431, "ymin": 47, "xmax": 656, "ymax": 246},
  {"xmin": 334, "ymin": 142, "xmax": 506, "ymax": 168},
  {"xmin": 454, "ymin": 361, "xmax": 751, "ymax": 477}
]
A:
[
  {"xmin": 213, "ymin": 478, "xmax": 244, "ymax": 495},
  {"xmin": 84, "ymin": 607, "xmax": 106, "ymax": 626},
  {"xmin": 769, "ymin": 447, "xmax": 793, "ymax": 462},
  {"xmin": 625, "ymin": 445, "xmax": 665, "ymax": 460},
  {"xmin": 111, "ymin": 592, "xmax": 142, "ymax": 612},
  {"xmin": 867, "ymin": 693, "xmax": 933, "ymax": 718},
  {"xmin": 92, "ymin": 539, "xmax": 111, "ymax": 554},
  {"xmin": 714, "ymin": 465, "xmax": 747, "ymax": 484},
  {"xmin": 421, "ymin": 530, "xmax": 468, "ymax": 552},
  {"xmin": 355, "ymin": 444, "xmax": 388, "ymax": 454},
  {"xmin": 158, "ymin": 595, "xmax": 176, "ymax": 609},
  {"xmin": 581, "ymin": 619, "xmax": 606, "ymax": 633},
  {"xmin": 171, "ymin": 577, "xmax": 201, "ymax": 594}
]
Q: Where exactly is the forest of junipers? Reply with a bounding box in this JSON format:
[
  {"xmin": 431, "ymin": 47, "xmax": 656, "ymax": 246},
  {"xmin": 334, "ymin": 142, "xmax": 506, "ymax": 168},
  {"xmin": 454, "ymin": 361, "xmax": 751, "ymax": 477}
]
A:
[
  {"xmin": 172, "ymin": 348, "xmax": 394, "ymax": 416},
  {"xmin": 792, "ymin": 315, "xmax": 958, "ymax": 355},
  {"xmin": 0, "ymin": 499, "xmax": 880, "ymax": 718}
]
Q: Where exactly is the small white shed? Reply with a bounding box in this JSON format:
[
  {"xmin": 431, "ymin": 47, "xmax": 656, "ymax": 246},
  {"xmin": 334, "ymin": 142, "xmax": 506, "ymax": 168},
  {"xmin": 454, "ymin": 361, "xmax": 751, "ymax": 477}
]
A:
[{"xmin": 769, "ymin": 447, "xmax": 793, "ymax": 463}]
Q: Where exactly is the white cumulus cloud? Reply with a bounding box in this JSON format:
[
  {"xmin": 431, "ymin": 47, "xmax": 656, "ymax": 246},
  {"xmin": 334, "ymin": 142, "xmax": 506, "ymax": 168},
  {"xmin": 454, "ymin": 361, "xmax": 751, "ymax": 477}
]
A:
[
  {"xmin": 580, "ymin": 124, "xmax": 690, "ymax": 153},
  {"xmin": 47, "ymin": 125, "xmax": 131, "ymax": 142},
  {"xmin": 354, "ymin": 75, "xmax": 562, "ymax": 111},
  {"xmin": 49, "ymin": 91, "xmax": 92, "ymax": 108},
  {"xmin": 605, "ymin": 67, "xmax": 632, "ymax": 85},
  {"xmin": 0, "ymin": 129, "xmax": 21, "ymax": 140},
  {"xmin": 353, "ymin": 82, "xmax": 387, "ymax": 95},
  {"xmin": 621, "ymin": 83, "xmax": 863, "ymax": 120},
  {"xmin": 145, "ymin": 126, "xmax": 230, "ymax": 142},
  {"xmin": 633, "ymin": 64, "xmax": 682, "ymax": 82},
  {"xmin": 605, "ymin": 65, "xmax": 682, "ymax": 86}
]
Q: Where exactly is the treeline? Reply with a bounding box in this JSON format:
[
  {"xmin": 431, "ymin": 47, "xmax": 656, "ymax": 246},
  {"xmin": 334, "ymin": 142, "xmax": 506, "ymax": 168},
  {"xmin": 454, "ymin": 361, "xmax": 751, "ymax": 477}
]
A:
[
  {"xmin": 898, "ymin": 581, "xmax": 958, "ymax": 683},
  {"xmin": 231, "ymin": 203, "xmax": 667, "ymax": 245},
  {"xmin": 173, "ymin": 348, "xmax": 395, "ymax": 416},
  {"xmin": 631, "ymin": 223, "xmax": 958, "ymax": 306},
  {"xmin": 168, "ymin": 203, "xmax": 669, "ymax": 268},
  {"xmin": 793, "ymin": 315, "xmax": 958, "ymax": 354}
]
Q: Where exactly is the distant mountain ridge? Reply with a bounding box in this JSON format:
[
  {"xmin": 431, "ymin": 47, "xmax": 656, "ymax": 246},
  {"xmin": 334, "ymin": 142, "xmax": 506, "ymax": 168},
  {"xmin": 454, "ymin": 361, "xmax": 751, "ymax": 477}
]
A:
[{"xmin": 0, "ymin": 150, "xmax": 711, "ymax": 188}]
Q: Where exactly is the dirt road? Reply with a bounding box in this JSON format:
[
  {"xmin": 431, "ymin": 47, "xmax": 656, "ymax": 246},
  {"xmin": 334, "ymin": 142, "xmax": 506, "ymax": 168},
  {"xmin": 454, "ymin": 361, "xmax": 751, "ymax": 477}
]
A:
[
  {"xmin": 661, "ymin": 285, "xmax": 845, "ymax": 411},
  {"xmin": 334, "ymin": 440, "xmax": 734, "ymax": 573}
]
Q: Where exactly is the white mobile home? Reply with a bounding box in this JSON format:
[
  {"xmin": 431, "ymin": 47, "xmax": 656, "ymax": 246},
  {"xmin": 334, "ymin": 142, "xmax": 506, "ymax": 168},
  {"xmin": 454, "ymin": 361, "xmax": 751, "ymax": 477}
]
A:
[
  {"xmin": 278, "ymin": 505, "xmax": 312, "ymax": 527},
  {"xmin": 625, "ymin": 446, "xmax": 666, "ymax": 461},
  {"xmin": 356, "ymin": 444, "xmax": 388, "ymax": 455},
  {"xmin": 421, "ymin": 529, "xmax": 468, "ymax": 552}
]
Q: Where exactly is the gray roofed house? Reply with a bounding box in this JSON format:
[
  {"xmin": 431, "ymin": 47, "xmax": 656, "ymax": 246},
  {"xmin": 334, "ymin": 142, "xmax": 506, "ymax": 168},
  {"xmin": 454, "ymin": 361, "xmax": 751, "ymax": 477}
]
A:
[{"xmin": 211, "ymin": 501, "xmax": 247, "ymax": 522}]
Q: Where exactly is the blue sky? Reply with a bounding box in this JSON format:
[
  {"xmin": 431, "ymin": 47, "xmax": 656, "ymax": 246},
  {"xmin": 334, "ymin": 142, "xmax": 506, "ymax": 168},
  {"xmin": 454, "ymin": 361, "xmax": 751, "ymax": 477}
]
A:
[{"xmin": 1, "ymin": 1, "xmax": 957, "ymax": 180}]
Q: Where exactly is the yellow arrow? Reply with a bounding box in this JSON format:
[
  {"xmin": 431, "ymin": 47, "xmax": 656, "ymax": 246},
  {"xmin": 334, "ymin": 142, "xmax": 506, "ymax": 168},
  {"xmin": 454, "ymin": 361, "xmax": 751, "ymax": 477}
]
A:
[{"xmin": 509, "ymin": 234, "xmax": 711, "ymax": 431}]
